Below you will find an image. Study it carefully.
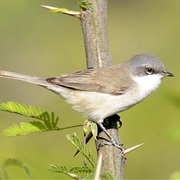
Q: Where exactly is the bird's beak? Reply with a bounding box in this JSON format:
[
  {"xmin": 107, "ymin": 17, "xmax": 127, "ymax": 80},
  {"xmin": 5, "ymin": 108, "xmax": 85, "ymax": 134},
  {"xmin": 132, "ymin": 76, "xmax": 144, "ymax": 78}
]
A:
[{"xmin": 162, "ymin": 71, "xmax": 174, "ymax": 77}]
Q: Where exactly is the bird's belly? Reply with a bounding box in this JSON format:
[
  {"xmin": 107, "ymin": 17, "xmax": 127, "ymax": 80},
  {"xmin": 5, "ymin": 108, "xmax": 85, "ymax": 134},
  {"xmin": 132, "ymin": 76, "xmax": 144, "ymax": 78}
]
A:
[
  {"xmin": 49, "ymin": 85, "xmax": 151, "ymax": 122},
  {"xmin": 59, "ymin": 89, "xmax": 141, "ymax": 121}
]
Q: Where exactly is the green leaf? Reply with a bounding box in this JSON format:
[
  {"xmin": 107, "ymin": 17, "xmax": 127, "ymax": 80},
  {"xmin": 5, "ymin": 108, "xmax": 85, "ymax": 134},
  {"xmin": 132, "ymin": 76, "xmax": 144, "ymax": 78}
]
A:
[
  {"xmin": 90, "ymin": 123, "xmax": 97, "ymax": 140},
  {"xmin": 49, "ymin": 165, "xmax": 82, "ymax": 180},
  {"xmin": 30, "ymin": 121, "xmax": 46, "ymax": 130},
  {"xmin": 49, "ymin": 165, "xmax": 93, "ymax": 179},
  {"xmin": 3, "ymin": 122, "xmax": 42, "ymax": 136},
  {"xmin": 0, "ymin": 101, "xmax": 45, "ymax": 118},
  {"xmin": 49, "ymin": 165, "xmax": 68, "ymax": 173},
  {"xmin": 66, "ymin": 133, "xmax": 96, "ymax": 168},
  {"xmin": 83, "ymin": 120, "xmax": 91, "ymax": 134},
  {"xmin": 0, "ymin": 102, "xmax": 61, "ymax": 136},
  {"xmin": 0, "ymin": 102, "xmax": 59, "ymax": 123},
  {"xmin": 78, "ymin": 0, "xmax": 93, "ymax": 11},
  {"xmin": 70, "ymin": 166, "xmax": 92, "ymax": 174},
  {"xmin": 1, "ymin": 158, "xmax": 31, "ymax": 179}
]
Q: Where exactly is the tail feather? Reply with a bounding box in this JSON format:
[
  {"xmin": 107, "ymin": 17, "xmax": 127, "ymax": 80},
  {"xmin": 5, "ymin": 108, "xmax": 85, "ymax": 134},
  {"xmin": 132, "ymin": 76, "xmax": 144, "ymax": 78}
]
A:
[{"xmin": 0, "ymin": 70, "xmax": 49, "ymax": 87}]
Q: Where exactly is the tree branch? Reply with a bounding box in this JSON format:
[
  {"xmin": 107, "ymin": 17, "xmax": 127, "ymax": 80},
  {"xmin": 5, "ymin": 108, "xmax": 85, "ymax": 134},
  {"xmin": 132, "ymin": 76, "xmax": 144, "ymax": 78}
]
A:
[
  {"xmin": 80, "ymin": 0, "xmax": 111, "ymax": 69},
  {"xmin": 80, "ymin": 0, "xmax": 125, "ymax": 179}
]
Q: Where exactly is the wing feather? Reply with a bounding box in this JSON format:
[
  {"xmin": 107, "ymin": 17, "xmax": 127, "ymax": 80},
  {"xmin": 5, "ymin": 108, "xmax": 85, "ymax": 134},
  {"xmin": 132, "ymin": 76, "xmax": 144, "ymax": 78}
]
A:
[{"xmin": 47, "ymin": 64, "xmax": 133, "ymax": 95}]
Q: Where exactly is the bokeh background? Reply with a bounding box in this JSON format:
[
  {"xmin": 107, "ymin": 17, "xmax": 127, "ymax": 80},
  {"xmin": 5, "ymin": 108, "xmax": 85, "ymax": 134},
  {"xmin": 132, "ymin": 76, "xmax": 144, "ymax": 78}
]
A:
[{"xmin": 0, "ymin": 0, "xmax": 180, "ymax": 179}]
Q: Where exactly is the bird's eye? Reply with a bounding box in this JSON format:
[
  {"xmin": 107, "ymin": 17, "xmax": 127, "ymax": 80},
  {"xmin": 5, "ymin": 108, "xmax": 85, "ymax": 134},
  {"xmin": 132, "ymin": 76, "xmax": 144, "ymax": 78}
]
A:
[{"xmin": 145, "ymin": 67, "xmax": 154, "ymax": 75}]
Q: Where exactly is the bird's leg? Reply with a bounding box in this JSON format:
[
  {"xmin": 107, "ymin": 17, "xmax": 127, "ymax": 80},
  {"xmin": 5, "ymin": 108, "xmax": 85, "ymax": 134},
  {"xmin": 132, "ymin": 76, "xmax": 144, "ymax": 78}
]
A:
[
  {"xmin": 74, "ymin": 115, "xmax": 122, "ymax": 157},
  {"xmin": 97, "ymin": 121, "xmax": 123, "ymax": 151}
]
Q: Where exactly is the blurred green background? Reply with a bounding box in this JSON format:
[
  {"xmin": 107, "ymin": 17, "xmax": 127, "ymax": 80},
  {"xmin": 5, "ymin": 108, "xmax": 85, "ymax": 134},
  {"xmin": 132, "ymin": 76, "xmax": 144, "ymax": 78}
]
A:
[{"xmin": 0, "ymin": 0, "xmax": 180, "ymax": 179}]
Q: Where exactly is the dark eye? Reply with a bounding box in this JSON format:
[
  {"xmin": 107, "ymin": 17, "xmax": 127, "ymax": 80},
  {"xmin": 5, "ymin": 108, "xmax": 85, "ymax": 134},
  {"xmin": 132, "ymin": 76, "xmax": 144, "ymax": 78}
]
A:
[{"xmin": 145, "ymin": 67, "xmax": 154, "ymax": 75}]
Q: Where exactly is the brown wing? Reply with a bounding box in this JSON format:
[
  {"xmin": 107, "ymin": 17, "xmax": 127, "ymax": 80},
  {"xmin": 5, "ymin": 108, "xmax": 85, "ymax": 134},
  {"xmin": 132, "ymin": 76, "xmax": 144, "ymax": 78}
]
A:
[{"xmin": 46, "ymin": 64, "xmax": 133, "ymax": 95}]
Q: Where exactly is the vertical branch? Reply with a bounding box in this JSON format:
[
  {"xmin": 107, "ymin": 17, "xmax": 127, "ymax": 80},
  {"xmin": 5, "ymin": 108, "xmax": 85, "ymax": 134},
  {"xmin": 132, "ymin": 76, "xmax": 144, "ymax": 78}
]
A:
[
  {"xmin": 80, "ymin": 0, "xmax": 111, "ymax": 69},
  {"xmin": 80, "ymin": 0, "xmax": 125, "ymax": 179}
]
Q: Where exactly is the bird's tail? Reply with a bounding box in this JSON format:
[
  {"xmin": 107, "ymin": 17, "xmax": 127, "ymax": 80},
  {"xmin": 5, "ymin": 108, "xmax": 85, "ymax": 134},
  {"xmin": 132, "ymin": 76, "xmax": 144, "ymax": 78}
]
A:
[{"xmin": 0, "ymin": 70, "xmax": 49, "ymax": 87}]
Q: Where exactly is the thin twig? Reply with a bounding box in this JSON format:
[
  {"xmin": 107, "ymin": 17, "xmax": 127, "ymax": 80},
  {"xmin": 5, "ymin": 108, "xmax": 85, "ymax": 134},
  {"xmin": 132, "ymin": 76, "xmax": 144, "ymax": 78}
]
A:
[{"xmin": 41, "ymin": 5, "xmax": 81, "ymax": 18}]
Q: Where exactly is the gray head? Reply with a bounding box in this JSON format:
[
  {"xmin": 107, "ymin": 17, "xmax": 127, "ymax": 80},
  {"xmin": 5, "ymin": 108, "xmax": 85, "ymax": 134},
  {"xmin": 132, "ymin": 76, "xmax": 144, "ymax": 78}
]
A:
[{"xmin": 126, "ymin": 54, "xmax": 174, "ymax": 78}]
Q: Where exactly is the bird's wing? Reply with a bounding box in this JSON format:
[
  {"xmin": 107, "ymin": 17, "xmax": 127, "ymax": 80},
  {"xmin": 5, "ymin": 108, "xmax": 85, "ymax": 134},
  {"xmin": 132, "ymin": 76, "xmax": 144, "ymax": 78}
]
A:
[{"xmin": 47, "ymin": 64, "xmax": 132, "ymax": 95}]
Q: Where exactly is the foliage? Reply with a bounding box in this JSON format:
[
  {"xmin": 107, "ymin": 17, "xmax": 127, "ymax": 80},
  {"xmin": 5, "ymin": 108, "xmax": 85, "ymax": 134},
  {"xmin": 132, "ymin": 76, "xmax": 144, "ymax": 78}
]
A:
[
  {"xmin": 67, "ymin": 133, "xmax": 95, "ymax": 168},
  {"xmin": 0, "ymin": 101, "xmax": 113, "ymax": 179},
  {"xmin": 78, "ymin": 0, "xmax": 93, "ymax": 11},
  {"xmin": 50, "ymin": 133, "xmax": 114, "ymax": 179},
  {"xmin": 0, "ymin": 158, "xmax": 31, "ymax": 179},
  {"xmin": 83, "ymin": 120, "xmax": 98, "ymax": 140},
  {"xmin": 49, "ymin": 165, "xmax": 92, "ymax": 180},
  {"xmin": 0, "ymin": 101, "xmax": 81, "ymax": 136},
  {"xmin": 0, "ymin": 101, "xmax": 60, "ymax": 136}
]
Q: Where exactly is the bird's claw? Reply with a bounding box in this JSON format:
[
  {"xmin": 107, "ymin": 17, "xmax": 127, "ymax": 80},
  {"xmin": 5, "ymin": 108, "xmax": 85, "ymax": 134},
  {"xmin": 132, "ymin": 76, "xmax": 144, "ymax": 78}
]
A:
[{"xmin": 98, "ymin": 139, "xmax": 124, "ymax": 151}]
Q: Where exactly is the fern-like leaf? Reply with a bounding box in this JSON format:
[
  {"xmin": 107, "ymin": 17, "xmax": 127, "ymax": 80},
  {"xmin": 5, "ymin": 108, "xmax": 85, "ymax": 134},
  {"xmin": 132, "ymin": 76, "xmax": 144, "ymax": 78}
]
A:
[
  {"xmin": 1, "ymin": 102, "xmax": 82, "ymax": 136},
  {"xmin": 66, "ymin": 133, "xmax": 95, "ymax": 168},
  {"xmin": 0, "ymin": 102, "xmax": 59, "ymax": 124},
  {"xmin": 70, "ymin": 166, "xmax": 92, "ymax": 174},
  {"xmin": 3, "ymin": 122, "xmax": 44, "ymax": 136},
  {"xmin": 1, "ymin": 158, "xmax": 31, "ymax": 179},
  {"xmin": 49, "ymin": 165, "xmax": 82, "ymax": 180},
  {"xmin": 0, "ymin": 102, "xmax": 62, "ymax": 136},
  {"xmin": 0, "ymin": 101, "xmax": 45, "ymax": 118}
]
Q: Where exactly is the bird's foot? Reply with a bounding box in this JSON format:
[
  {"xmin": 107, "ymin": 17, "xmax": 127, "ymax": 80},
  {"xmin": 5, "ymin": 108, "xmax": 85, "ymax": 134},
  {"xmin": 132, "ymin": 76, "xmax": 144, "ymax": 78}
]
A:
[
  {"xmin": 97, "ymin": 121, "xmax": 124, "ymax": 151},
  {"xmin": 98, "ymin": 139, "xmax": 124, "ymax": 151}
]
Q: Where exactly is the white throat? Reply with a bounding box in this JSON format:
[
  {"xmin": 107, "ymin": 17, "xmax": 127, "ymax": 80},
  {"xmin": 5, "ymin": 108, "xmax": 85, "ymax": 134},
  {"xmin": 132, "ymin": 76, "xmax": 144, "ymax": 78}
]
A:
[{"xmin": 132, "ymin": 74, "xmax": 162, "ymax": 100}]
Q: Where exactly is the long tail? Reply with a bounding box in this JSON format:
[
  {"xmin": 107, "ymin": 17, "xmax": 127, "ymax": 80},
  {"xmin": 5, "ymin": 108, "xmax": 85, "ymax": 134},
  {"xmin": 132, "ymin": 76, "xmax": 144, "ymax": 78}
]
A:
[{"xmin": 0, "ymin": 70, "xmax": 50, "ymax": 87}]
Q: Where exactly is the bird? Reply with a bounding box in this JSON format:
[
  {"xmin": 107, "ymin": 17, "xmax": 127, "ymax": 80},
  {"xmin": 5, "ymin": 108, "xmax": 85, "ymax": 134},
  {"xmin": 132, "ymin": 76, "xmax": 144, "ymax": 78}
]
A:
[{"xmin": 0, "ymin": 54, "xmax": 174, "ymax": 148}]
